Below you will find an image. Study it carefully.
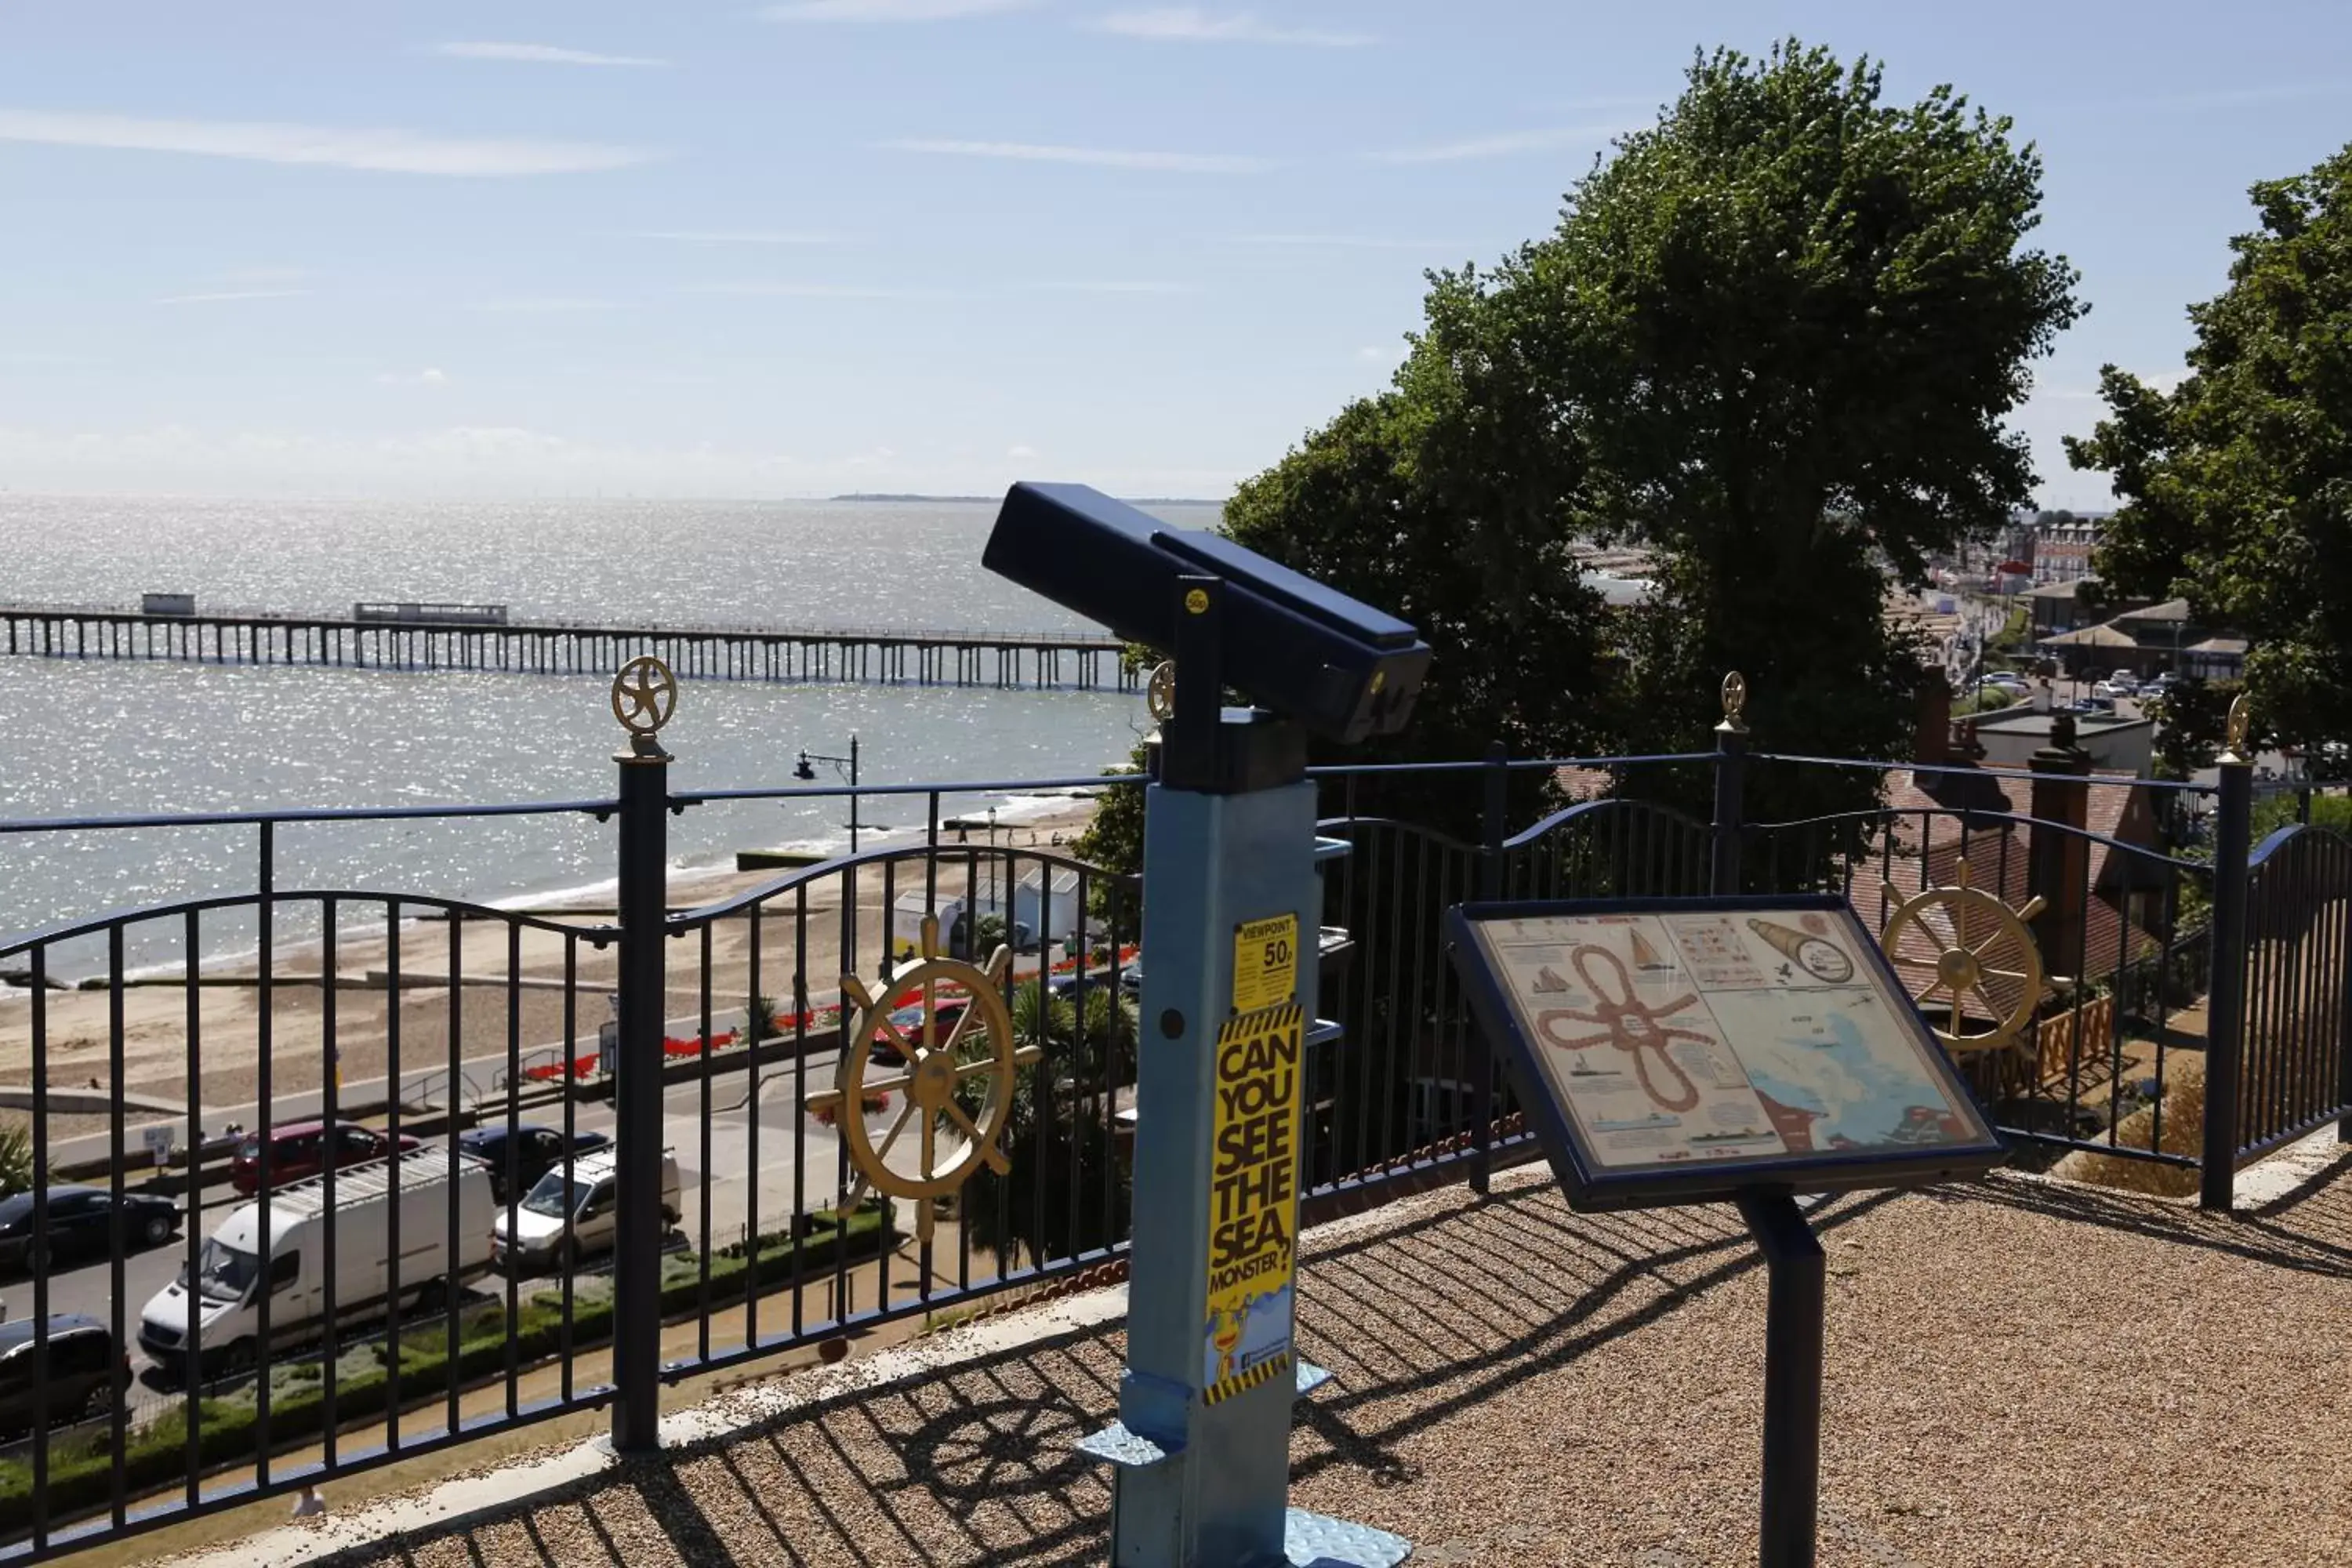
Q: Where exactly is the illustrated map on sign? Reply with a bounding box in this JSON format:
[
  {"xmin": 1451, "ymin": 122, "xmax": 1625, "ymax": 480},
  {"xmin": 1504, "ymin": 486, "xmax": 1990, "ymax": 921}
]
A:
[{"xmin": 1471, "ymin": 909, "xmax": 1979, "ymax": 1170}]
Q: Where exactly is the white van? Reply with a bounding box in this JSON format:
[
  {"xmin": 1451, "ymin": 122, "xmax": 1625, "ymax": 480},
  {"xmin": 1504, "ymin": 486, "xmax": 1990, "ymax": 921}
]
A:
[
  {"xmin": 138, "ymin": 1145, "xmax": 493, "ymax": 1378},
  {"xmin": 491, "ymin": 1145, "xmax": 681, "ymax": 1275}
]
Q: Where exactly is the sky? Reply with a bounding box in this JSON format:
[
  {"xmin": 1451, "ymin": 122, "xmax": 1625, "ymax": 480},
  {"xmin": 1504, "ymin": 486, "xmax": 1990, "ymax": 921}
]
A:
[{"xmin": 1, "ymin": 1, "xmax": 2349, "ymax": 505}]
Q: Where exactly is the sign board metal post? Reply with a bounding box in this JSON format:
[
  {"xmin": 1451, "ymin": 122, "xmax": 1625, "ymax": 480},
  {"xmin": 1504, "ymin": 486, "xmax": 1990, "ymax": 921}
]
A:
[
  {"xmin": 1447, "ymin": 896, "xmax": 2008, "ymax": 1568},
  {"xmin": 1737, "ymin": 1190, "xmax": 1824, "ymax": 1568}
]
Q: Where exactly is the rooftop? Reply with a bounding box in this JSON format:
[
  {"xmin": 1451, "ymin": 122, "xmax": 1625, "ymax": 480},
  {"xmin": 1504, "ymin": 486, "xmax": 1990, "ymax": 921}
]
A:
[
  {"xmin": 169, "ymin": 1140, "xmax": 2352, "ymax": 1568},
  {"xmin": 1968, "ymin": 710, "xmax": 2152, "ymax": 736}
]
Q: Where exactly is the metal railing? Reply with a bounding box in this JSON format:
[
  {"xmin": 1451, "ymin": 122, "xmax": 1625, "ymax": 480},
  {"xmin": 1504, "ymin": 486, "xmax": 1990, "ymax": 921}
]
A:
[{"xmin": 0, "ymin": 704, "xmax": 2339, "ymax": 1560}]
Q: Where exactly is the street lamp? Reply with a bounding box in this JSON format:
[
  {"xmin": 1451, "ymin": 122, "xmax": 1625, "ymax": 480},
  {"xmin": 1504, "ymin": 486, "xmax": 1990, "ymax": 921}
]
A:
[{"xmin": 793, "ymin": 734, "xmax": 861, "ymax": 853}]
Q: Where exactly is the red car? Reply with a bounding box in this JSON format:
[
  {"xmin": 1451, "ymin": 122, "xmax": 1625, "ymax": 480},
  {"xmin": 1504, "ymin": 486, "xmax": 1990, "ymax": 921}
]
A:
[{"xmin": 230, "ymin": 1120, "xmax": 419, "ymax": 1197}]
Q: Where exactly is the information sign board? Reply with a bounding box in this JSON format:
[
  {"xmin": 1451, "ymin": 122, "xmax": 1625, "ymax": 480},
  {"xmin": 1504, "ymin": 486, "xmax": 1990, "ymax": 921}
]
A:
[{"xmin": 1447, "ymin": 895, "xmax": 2005, "ymax": 1210}]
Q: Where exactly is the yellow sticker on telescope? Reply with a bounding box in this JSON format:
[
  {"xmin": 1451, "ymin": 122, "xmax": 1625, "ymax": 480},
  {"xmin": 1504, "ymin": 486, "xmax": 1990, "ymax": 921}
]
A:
[
  {"xmin": 1204, "ymin": 1000, "xmax": 1302, "ymax": 1403},
  {"xmin": 1232, "ymin": 913, "xmax": 1298, "ymax": 1013}
]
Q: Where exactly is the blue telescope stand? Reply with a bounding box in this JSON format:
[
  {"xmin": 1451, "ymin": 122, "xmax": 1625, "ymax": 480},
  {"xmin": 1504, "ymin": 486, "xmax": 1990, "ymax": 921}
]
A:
[{"xmin": 1073, "ymin": 575, "xmax": 1410, "ymax": 1568}]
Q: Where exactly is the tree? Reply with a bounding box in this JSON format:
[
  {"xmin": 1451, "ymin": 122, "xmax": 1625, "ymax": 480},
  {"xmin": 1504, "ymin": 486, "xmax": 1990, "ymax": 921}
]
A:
[
  {"xmin": 1223, "ymin": 376, "xmax": 1618, "ymax": 836},
  {"xmin": 2144, "ymin": 678, "xmax": 2238, "ymax": 781},
  {"xmin": 1475, "ymin": 42, "xmax": 2083, "ymax": 823},
  {"xmin": 957, "ymin": 982, "xmax": 1135, "ymax": 1268},
  {"xmin": 2067, "ymin": 142, "xmax": 2352, "ymax": 752},
  {"xmin": 0, "ymin": 1122, "xmax": 36, "ymax": 1200}
]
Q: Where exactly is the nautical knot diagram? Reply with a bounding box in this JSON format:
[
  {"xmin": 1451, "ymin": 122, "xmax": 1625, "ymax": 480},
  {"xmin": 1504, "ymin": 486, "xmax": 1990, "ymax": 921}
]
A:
[{"xmin": 1534, "ymin": 945, "xmax": 1711, "ymax": 1112}]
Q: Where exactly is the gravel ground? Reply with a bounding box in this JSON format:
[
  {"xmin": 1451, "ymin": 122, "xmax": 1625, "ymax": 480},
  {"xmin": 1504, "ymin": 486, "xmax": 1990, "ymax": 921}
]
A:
[{"xmin": 187, "ymin": 1145, "xmax": 2352, "ymax": 1568}]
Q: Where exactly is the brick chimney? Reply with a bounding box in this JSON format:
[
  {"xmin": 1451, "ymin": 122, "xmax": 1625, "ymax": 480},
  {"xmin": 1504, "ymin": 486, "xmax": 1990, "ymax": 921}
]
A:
[
  {"xmin": 2027, "ymin": 712, "xmax": 2092, "ymax": 982},
  {"xmin": 1914, "ymin": 677, "xmax": 1952, "ymax": 771}
]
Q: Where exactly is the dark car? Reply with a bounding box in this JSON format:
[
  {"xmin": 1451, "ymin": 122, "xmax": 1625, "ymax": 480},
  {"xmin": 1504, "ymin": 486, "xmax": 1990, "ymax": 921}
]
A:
[
  {"xmin": 230, "ymin": 1120, "xmax": 419, "ymax": 1198},
  {"xmin": 870, "ymin": 1000, "xmax": 968, "ymax": 1064},
  {"xmin": 0, "ymin": 1185, "xmax": 180, "ymax": 1272},
  {"xmin": 0, "ymin": 1315, "xmax": 129, "ymax": 1438},
  {"xmin": 459, "ymin": 1124, "xmax": 612, "ymax": 1204}
]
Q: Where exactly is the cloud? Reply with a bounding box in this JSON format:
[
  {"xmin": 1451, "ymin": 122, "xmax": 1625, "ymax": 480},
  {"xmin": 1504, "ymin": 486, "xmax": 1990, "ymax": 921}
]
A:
[
  {"xmin": 1225, "ymin": 234, "xmax": 1454, "ymax": 250},
  {"xmin": 688, "ymin": 281, "xmax": 949, "ymax": 299},
  {"xmin": 154, "ymin": 288, "xmax": 311, "ymax": 304},
  {"xmin": 1033, "ymin": 279, "xmax": 1200, "ymax": 294},
  {"xmin": 0, "ymin": 109, "xmax": 656, "ymax": 176},
  {"xmin": 880, "ymin": 137, "xmax": 1270, "ymax": 173},
  {"xmin": 760, "ymin": 0, "xmax": 1033, "ymax": 19},
  {"xmin": 467, "ymin": 297, "xmax": 622, "ymax": 313},
  {"xmin": 1375, "ymin": 123, "xmax": 1621, "ymax": 165},
  {"xmin": 1356, "ymin": 344, "xmax": 1399, "ymax": 363},
  {"xmin": 622, "ymin": 230, "xmax": 842, "ymax": 245},
  {"xmin": 376, "ymin": 368, "xmax": 450, "ymax": 386},
  {"xmin": 434, "ymin": 42, "xmax": 670, "ymax": 67},
  {"xmin": 1091, "ymin": 8, "xmax": 1372, "ymax": 45},
  {"xmin": 1007, "ymin": 444, "xmax": 1039, "ymax": 459}
]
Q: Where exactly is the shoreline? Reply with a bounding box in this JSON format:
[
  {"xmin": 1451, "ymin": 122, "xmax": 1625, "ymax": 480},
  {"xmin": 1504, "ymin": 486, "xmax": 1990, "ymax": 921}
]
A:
[
  {"xmin": 0, "ymin": 784, "xmax": 1117, "ymax": 996},
  {"xmin": 0, "ymin": 795, "xmax": 1109, "ymax": 1138}
]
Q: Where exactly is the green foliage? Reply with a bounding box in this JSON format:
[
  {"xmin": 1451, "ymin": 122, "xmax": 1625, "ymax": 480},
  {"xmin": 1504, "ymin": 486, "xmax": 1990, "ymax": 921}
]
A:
[
  {"xmin": 2252, "ymin": 789, "xmax": 2352, "ymax": 841},
  {"xmin": 1955, "ymin": 687, "xmax": 2020, "ymax": 717},
  {"xmin": 0, "ymin": 1122, "xmax": 39, "ymax": 1200},
  {"xmin": 746, "ymin": 993, "xmax": 781, "ymax": 1040},
  {"xmin": 1224, "ymin": 42, "xmax": 2080, "ymax": 833},
  {"xmin": 1072, "ymin": 755, "xmax": 1147, "ymax": 930},
  {"xmin": 1073, "ymin": 754, "xmax": 1147, "ymax": 879},
  {"xmin": 1984, "ymin": 605, "xmax": 2030, "ymax": 660},
  {"xmin": 958, "ymin": 982, "xmax": 1134, "ymax": 1266},
  {"xmin": 1519, "ymin": 42, "xmax": 2082, "ymax": 822},
  {"xmin": 2146, "ymin": 678, "xmax": 2238, "ymax": 780},
  {"xmin": 1224, "ymin": 384, "xmax": 1613, "ymax": 835},
  {"xmin": 2068, "ymin": 140, "xmax": 2352, "ymax": 752}
]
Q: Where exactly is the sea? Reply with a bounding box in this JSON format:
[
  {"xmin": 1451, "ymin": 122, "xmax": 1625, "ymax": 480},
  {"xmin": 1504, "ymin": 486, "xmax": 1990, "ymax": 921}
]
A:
[{"xmin": 0, "ymin": 495, "xmax": 1208, "ymax": 977}]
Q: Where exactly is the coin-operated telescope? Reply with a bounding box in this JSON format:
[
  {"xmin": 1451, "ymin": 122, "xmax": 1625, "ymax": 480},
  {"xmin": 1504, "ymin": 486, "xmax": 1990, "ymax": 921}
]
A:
[
  {"xmin": 983, "ymin": 484, "xmax": 1425, "ymax": 1567},
  {"xmin": 983, "ymin": 482, "xmax": 1428, "ymax": 788}
]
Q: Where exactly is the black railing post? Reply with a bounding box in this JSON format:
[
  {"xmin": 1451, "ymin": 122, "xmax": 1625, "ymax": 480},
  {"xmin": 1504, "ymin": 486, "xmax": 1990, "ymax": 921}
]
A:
[
  {"xmin": 610, "ymin": 659, "xmax": 677, "ymax": 1453},
  {"xmin": 1711, "ymin": 671, "xmax": 1751, "ymax": 896},
  {"xmin": 2200, "ymin": 706, "xmax": 2255, "ymax": 1212},
  {"xmin": 1471, "ymin": 741, "xmax": 1508, "ymax": 1195}
]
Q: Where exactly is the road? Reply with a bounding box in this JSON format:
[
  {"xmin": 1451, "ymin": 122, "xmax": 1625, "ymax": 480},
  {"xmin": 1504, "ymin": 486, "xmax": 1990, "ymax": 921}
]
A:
[{"xmin": 14, "ymin": 1047, "xmax": 876, "ymax": 1413}]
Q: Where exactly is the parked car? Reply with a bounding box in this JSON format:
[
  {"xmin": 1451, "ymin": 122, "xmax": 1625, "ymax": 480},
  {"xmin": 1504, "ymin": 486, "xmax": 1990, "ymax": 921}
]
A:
[
  {"xmin": 141, "ymin": 1145, "xmax": 492, "ymax": 1378},
  {"xmin": 0, "ymin": 1315, "xmax": 131, "ymax": 1438},
  {"xmin": 872, "ymin": 1000, "xmax": 967, "ymax": 1063},
  {"xmin": 2093, "ymin": 677, "xmax": 2136, "ymax": 701},
  {"xmin": 458, "ymin": 1124, "xmax": 611, "ymax": 1204},
  {"xmin": 492, "ymin": 1145, "xmax": 681, "ymax": 1275},
  {"xmin": 2106, "ymin": 668, "xmax": 2141, "ymax": 692},
  {"xmin": 0, "ymin": 1185, "xmax": 180, "ymax": 1272},
  {"xmin": 230, "ymin": 1120, "xmax": 419, "ymax": 1197}
]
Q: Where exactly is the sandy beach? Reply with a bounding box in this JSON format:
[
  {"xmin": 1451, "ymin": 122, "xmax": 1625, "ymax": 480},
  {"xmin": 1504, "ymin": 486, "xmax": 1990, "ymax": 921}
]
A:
[{"xmin": 1, "ymin": 799, "xmax": 1106, "ymax": 1143}]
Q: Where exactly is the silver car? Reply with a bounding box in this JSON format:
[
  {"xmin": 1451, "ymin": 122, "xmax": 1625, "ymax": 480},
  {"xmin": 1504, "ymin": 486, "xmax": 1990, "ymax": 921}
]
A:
[{"xmin": 491, "ymin": 1145, "xmax": 680, "ymax": 1274}]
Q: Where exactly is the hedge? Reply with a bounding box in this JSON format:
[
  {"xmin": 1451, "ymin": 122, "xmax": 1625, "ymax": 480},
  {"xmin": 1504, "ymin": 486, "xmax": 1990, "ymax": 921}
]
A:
[{"xmin": 0, "ymin": 1202, "xmax": 891, "ymax": 1536}]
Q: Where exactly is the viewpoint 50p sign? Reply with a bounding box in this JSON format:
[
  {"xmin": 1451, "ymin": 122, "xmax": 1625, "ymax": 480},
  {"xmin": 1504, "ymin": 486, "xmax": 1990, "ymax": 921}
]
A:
[{"xmin": 1203, "ymin": 1000, "xmax": 1304, "ymax": 1405}]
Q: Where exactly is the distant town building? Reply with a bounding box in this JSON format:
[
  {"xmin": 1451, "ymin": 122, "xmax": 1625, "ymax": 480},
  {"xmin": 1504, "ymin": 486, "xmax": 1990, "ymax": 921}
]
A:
[
  {"xmin": 2036, "ymin": 596, "xmax": 2248, "ymax": 682},
  {"xmin": 2027, "ymin": 513, "xmax": 2104, "ymax": 584}
]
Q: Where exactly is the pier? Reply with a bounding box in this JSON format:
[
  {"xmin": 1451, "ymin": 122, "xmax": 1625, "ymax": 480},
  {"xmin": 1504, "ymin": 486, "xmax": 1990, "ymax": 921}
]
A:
[{"xmin": 0, "ymin": 600, "xmax": 1138, "ymax": 691}]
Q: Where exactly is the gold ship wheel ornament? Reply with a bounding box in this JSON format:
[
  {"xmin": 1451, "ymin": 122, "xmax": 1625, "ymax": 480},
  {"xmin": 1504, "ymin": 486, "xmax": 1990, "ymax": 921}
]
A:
[
  {"xmin": 806, "ymin": 916, "xmax": 1039, "ymax": 1242},
  {"xmin": 2220, "ymin": 692, "xmax": 2254, "ymax": 762},
  {"xmin": 1878, "ymin": 857, "xmax": 2064, "ymax": 1054},
  {"xmin": 610, "ymin": 655, "xmax": 679, "ymax": 737},
  {"xmin": 1146, "ymin": 660, "xmax": 1177, "ymax": 724}
]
